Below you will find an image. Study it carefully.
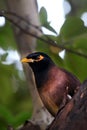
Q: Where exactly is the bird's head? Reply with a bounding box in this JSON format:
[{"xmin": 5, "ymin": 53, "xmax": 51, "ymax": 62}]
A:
[{"xmin": 21, "ymin": 52, "xmax": 54, "ymax": 72}]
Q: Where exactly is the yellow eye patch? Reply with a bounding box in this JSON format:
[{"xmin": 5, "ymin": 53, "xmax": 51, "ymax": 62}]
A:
[{"xmin": 35, "ymin": 55, "xmax": 44, "ymax": 62}]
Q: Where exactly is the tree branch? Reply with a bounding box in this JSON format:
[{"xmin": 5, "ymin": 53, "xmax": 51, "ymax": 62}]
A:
[
  {"xmin": 0, "ymin": 10, "xmax": 87, "ymax": 59},
  {"xmin": 48, "ymin": 80, "xmax": 87, "ymax": 130}
]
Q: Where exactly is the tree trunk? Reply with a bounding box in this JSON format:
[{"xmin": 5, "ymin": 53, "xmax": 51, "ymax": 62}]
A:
[{"xmin": 5, "ymin": 0, "xmax": 53, "ymax": 130}]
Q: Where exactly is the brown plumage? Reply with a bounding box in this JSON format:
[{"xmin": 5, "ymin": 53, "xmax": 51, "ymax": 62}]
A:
[{"xmin": 21, "ymin": 52, "xmax": 81, "ymax": 116}]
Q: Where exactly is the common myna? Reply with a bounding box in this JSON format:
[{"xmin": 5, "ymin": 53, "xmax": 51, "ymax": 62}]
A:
[{"xmin": 21, "ymin": 52, "xmax": 81, "ymax": 116}]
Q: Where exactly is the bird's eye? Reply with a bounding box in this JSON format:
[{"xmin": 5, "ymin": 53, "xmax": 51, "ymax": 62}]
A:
[
  {"xmin": 37, "ymin": 55, "xmax": 40, "ymax": 59},
  {"xmin": 34, "ymin": 55, "xmax": 44, "ymax": 61}
]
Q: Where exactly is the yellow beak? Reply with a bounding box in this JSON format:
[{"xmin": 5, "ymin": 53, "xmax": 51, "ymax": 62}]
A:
[{"xmin": 21, "ymin": 58, "xmax": 34, "ymax": 63}]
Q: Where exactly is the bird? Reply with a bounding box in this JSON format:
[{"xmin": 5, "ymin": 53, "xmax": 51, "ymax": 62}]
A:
[{"xmin": 21, "ymin": 52, "xmax": 81, "ymax": 116}]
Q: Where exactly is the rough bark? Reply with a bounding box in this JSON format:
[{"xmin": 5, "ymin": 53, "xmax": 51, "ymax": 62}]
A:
[
  {"xmin": 5, "ymin": 0, "xmax": 53, "ymax": 130},
  {"xmin": 47, "ymin": 80, "xmax": 87, "ymax": 130}
]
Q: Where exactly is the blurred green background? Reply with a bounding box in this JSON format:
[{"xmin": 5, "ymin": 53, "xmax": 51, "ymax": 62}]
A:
[
  {"xmin": 0, "ymin": 21, "xmax": 33, "ymax": 129},
  {"xmin": 0, "ymin": 0, "xmax": 87, "ymax": 129}
]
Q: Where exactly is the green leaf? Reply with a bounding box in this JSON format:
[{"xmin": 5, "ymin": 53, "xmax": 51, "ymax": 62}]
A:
[
  {"xmin": 39, "ymin": 7, "xmax": 57, "ymax": 34},
  {"xmin": 73, "ymin": 33, "xmax": 87, "ymax": 53},
  {"xmin": 39, "ymin": 7, "xmax": 47, "ymax": 25},
  {"xmin": 60, "ymin": 17, "xmax": 87, "ymax": 40},
  {"xmin": 64, "ymin": 52, "xmax": 87, "ymax": 82},
  {"xmin": 44, "ymin": 22, "xmax": 57, "ymax": 34}
]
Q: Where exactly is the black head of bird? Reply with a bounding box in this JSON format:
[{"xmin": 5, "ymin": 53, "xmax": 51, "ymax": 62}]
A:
[{"xmin": 21, "ymin": 52, "xmax": 81, "ymax": 116}]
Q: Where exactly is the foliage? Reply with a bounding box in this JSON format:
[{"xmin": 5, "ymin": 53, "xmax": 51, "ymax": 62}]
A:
[
  {"xmin": 0, "ymin": 22, "xmax": 32, "ymax": 130},
  {"xmin": 0, "ymin": 0, "xmax": 87, "ymax": 129},
  {"xmin": 38, "ymin": 6, "xmax": 87, "ymax": 82}
]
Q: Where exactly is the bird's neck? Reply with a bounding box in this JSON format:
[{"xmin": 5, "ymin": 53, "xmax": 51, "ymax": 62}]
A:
[{"xmin": 33, "ymin": 62, "xmax": 54, "ymax": 88}]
